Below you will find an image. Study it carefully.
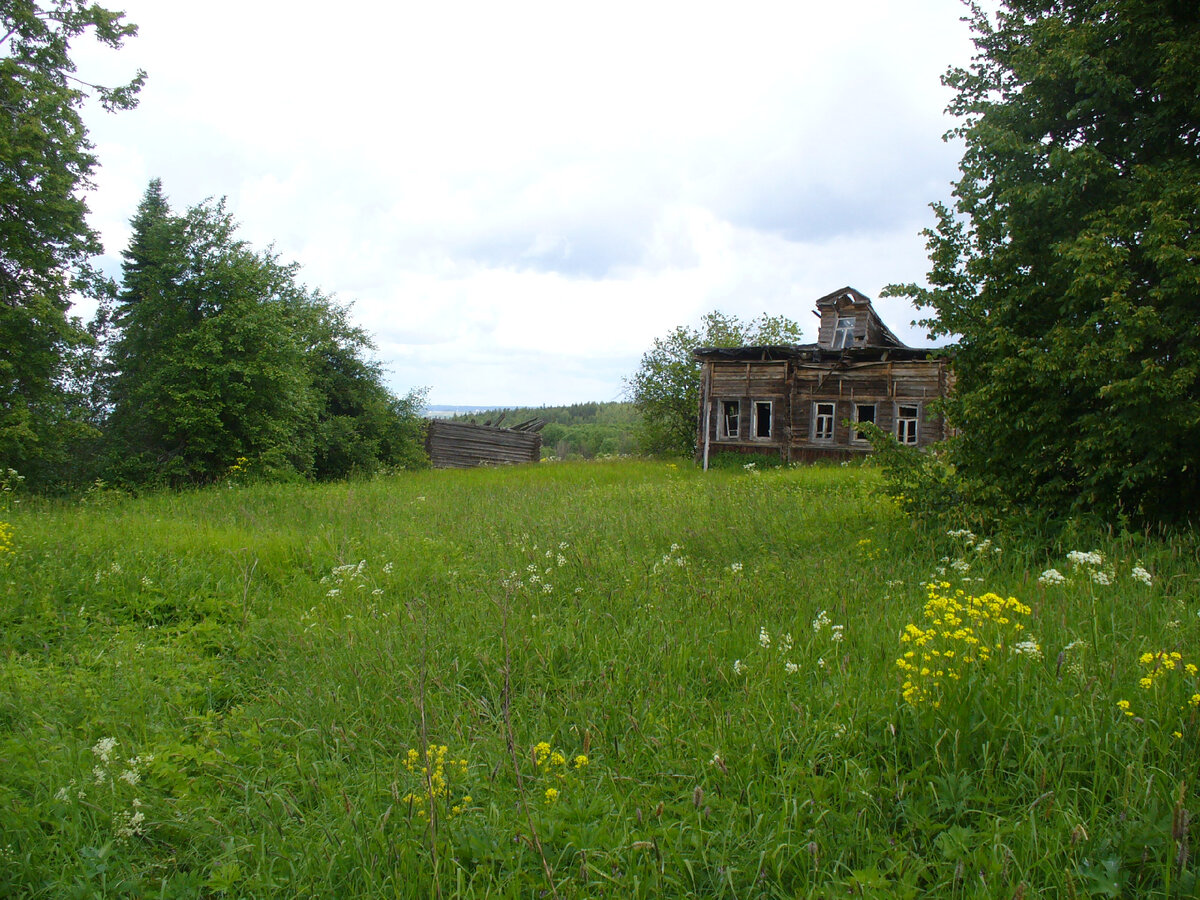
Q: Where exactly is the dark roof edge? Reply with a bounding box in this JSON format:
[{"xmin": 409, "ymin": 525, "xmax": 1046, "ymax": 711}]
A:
[{"xmin": 693, "ymin": 344, "xmax": 946, "ymax": 362}]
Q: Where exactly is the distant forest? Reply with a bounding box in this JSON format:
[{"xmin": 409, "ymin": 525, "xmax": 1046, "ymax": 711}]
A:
[{"xmin": 453, "ymin": 402, "xmax": 638, "ymax": 460}]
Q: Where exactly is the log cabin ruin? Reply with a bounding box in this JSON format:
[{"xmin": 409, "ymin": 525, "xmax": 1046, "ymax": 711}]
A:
[
  {"xmin": 426, "ymin": 418, "xmax": 544, "ymax": 468},
  {"xmin": 694, "ymin": 287, "xmax": 951, "ymax": 468}
]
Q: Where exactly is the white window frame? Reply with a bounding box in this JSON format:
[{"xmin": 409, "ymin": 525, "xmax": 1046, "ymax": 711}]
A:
[
  {"xmin": 896, "ymin": 403, "xmax": 919, "ymax": 445},
  {"xmin": 719, "ymin": 400, "xmax": 740, "ymax": 440},
  {"xmin": 813, "ymin": 402, "xmax": 835, "ymax": 441},
  {"xmin": 832, "ymin": 316, "xmax": 855, "ymax": 349},
  {"xmin": 852, "ymin": 403, "xmax": 876, "ymax": 442},
  {"xmin": 752, "ymin": 400, "xmax": 773, "ymax": 440}
]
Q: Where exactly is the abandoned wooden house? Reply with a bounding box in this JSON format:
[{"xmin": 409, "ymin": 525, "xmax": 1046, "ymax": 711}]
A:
[{"xmin": 693, "ymin": 287, "xmax": 951, "ymax": 467}]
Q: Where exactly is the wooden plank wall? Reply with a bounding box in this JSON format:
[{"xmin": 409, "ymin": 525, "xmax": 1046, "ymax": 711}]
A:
[
  {"xmin": 791, "ymin": 360, "xmax": 946, "ymax": 448},
  {"xmin": 705, "ymin": 361, "xmax": 789, "ymax": 445},
  {"xmin": 426, "ymin": 420, "xmax": 542, "ymax": 469}
]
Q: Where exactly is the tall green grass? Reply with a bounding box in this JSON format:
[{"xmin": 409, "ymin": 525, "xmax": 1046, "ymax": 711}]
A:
[{"xmin": 0, "ymin": 461, "xmax": 1196, "ymax": 897}]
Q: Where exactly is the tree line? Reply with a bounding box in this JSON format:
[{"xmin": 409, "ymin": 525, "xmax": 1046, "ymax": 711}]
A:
[{"xmin": 1, "ymin": 4, "xmax": 425, "ymax": 491}]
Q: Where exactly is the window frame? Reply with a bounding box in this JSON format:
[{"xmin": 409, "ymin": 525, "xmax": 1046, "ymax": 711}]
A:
[
  {"xmin": 895, "ymin": 403, "xmax": 919, "ymax": 446},
  {"xmin": 752, "ymin": 400, "xmax": 773, "ymax": 440},
  {"xmin": 852, "ymin": 402, "xmax": 876, "ymax": 443},
  {"xmin": 832, "ymin": 316, "xmax": 855, "ymax": 349},
  {"xmin": 718, "ymin": 399, "xmax": 740, "ymax": 441},
  {"xmin": 813, "ymin": 401, "xmax": 835, "ymax": 442}
]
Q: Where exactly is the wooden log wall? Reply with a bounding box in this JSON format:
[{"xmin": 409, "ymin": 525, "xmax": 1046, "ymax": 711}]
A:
[{"xmin": 426, "ymin": 420, "xmax": 542, "ymax": 469}]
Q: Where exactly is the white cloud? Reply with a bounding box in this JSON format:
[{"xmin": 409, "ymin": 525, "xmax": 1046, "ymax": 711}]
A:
[{"xmin": 73, "ymin": 0, "xmax": 976, "ymax": 405}]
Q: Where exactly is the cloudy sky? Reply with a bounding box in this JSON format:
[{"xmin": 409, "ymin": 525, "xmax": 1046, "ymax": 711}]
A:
[{"xmin": 73, "ymin": 0, "xmax": 978, "ymax": 406}]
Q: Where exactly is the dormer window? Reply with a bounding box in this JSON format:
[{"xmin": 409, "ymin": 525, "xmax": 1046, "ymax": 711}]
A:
[{"xmin": 832, "ymin": 316, "xmax": 855, "ymax": 349}]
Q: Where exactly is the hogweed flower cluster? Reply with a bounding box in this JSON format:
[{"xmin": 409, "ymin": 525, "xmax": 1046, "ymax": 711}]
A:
[
  {"xmin": 1038, "ymin": 550, "xmax": 1152, "ymax": 588},
  {"xmin": 897, "ymin": 582, "xmax": 1032, "ymax": 707}
]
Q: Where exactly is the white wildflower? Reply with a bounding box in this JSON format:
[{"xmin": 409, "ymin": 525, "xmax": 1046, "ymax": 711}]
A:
[
  {"xmin": 729, "ymin": 562, "xmax": 743, "ymax": 574},
  {"xmin": 950, "ymin": 558, "xmax": 971, "ymax": 572},
  {"xmin": 780, "ymin": 633, "xmax": 793, "ymax": 654},
  {"xmin": 811, "ymin": 610, "xmax": 831, "ymax": 633},
  {"xmin": 830, "ymin": 625, "xmax": 844, "ymax": 643},
  {"xmin": 1067, "ymin": 550, "xmax": 1104, "ymax": 569},
  {"xmin": 785, "ymin": 662, "xmax": 799, "ymax": 674},
  {"xmin": 1038, "ymin": 568, "xmax": 1066, "ymax": 586},
  {"xmin": 1130, "ymin": 565, "xmax": 1153, "ymax": 586},
  {"xmin": 119, "ymin": 769, "xmax": 141, "ymax": 787},
  {"xmin": 115, "ymin": 808, "xmax": 146, "ymax": 841},
  {"xmin": 758, "ymin": 627, "xmax": 771, "ymax": 649},
  {"xmin": 1090, "ymin": 570, "xmax": 1112, "ymax": 585},
  {"xmin": 383, "ymin": 562, "xmax": 394, "ymax": 574},
  {"xmin": 1012, "ymin": 639, "xmax": 1042, "ymax": 659},
  {"xmin": 733, "ymin": 659, "xmax": 746, "ymax": 675},
  {"xmin": 92, "ymin": 737, "xmax": 117, "ymax": 764}
]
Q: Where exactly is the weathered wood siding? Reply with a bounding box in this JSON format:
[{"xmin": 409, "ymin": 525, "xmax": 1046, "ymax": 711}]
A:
[
  {"xmin": 426, "ymin": 420, "xmax": 542, "ymax": 469},
  {"xmin": 790, "ymin": 360, "xmax": 948, "ymax": 451},
  {"xmin": 703, "ymin": 361, "xmax": 790, "ymax": 448}
]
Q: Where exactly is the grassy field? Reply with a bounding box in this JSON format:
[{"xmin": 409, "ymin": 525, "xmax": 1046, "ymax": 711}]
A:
[{"xmin": 1, "ymin": 461, "xmax": 1197, "ymax": 898}]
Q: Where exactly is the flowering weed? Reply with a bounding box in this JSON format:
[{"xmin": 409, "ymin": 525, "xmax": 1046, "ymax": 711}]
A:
[{"xmin": 897, "ymin": 581, "xmax": 1033, "ymax": 707}]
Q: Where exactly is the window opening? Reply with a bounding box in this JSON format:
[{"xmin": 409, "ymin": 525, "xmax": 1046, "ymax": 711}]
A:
[
  {"xmin": 832, "ymin": 316, "xmax": 855, "ymax": 349},
  {"xmin": 896, "ymin": 404, "xmax": 919, "ymax": 445},
  {"xmin": 813, "ymin": 402, "xmax": 834, "ymax": 441},
  {"xmin": 853, "ymin": 403, "xmax": 876, "ymax": 441},
  {"xmin": 754, "ymin": 401, "xmax": 772, "ymax": 439},
  {"xmin": 720, "ymin": 400, "xmax": 740, "ymax": 439}
]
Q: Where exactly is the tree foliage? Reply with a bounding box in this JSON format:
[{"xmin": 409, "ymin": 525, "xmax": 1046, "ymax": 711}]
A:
[
  {"xmin": 0, "ymin": 1, "xmax": 143, "ymax": 485},
  {"xmin": 626, "ymin": 311, "xmax": 803, "ymax": 456},
  {"xmin": 104, "ymin": 180, "xmax": 426, "ymax": 485},
  {"xmin": 888, "ymin": 0, "xmax": 1200, "ymax": 525}
]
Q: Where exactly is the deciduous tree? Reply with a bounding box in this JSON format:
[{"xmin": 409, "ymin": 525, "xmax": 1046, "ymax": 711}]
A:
[
  {"xmin": 627, "ymin": 311, "xmax": 802, "ymax": 456},
  {"xmin": 888, "ymin": 0, "xmax": 1200, "ymax": 524},
  {"xmin": 0, "ymin": 1, "xmax": 143, "ymax": 484}
]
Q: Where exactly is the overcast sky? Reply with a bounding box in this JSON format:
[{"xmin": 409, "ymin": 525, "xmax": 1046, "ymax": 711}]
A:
[{"xmin": 73, "ymin": 0, "xmax": 978, "ymax": 406}]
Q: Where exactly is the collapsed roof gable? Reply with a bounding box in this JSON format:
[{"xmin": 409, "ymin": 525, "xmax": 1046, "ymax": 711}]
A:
[{"xmin": 814, "ymin": 286, "xmax": 906, "ymax": 349}]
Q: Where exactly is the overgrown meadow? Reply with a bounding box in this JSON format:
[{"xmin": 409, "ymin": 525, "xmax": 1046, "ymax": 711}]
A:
[{"xmin": 1, "ymin": 461, "xmax": 1197, "ymax": 898}]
